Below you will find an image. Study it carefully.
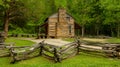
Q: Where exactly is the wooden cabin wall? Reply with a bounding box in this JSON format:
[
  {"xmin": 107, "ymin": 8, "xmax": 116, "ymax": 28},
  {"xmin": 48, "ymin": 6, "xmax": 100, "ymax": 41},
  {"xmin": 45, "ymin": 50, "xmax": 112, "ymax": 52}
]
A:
[
  {"xmin": 48, "ymin": 18, "xmax": 57, "ymax": 38},
  {"xmin": 47, "ymin": 8, "xmax": 75, "ymax": 38}
]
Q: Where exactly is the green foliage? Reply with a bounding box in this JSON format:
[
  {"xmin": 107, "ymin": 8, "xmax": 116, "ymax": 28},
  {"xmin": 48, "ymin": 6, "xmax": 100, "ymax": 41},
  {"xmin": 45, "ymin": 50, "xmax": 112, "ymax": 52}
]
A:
[
  {"xmin": 54, "ymin": 0, "xmax": 67, "ymax": 8},
  {"xmin": 8, "ymin": 28, "xmax": 24, "ymax": 34},
  {"xmin": 0, "ymin": 4, "xmax": 4, "ymax": 21},
  {"xmin": 68, "ymin": 0, "xmax": 93, "ymax": 24},
  {"xmin": 1, "ymin": 0, "xmax": 120, "ymax": 37}
]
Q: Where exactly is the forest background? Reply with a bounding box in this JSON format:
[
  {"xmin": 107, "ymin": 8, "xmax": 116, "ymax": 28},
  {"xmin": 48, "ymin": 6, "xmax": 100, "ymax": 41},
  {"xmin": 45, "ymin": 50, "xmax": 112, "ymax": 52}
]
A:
[{"xmin": 0, "ymin": 0, "xmax": 120, "ymax": 38}]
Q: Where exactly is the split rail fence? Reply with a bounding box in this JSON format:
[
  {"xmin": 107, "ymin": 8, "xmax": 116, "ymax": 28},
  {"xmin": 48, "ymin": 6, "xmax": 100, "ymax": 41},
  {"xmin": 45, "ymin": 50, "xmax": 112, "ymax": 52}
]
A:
[
  {"xmin": 0, "ymin": 39, "xmax": 120, "ymax": 64},
  {"xmin": 8, "ymin": 40, "xmax": 80, "ymax": 63}
]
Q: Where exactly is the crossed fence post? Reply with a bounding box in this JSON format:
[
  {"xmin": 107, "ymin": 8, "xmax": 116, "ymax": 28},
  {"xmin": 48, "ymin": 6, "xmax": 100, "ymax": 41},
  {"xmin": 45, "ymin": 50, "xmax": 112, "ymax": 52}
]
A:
[
  {"xmin": 76, "ymin": 38, "xmax": 81, "ymax": 54},
  {"xmin": 9, "ymin": 47, "xmax": 16, "ymax": 64},
  {"xmin": 39, "ymin": 41, "xmax": 44, "ymax": 56},
  {"xmin": 53, "ymin": 48, "xmax": 61, "ymax": 63}
]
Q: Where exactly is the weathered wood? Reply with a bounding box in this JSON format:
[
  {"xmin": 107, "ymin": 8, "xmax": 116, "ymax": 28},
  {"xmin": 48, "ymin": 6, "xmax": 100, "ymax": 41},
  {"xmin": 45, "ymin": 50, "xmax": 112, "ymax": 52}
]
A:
[
  {"xmin": 10, "ymin": 47, "xmax": 16, "ymax": 64},
  {"xmin": 8, "ymin": 46, "xmax": 31, "ymax": 49},
  {"xmin": 80, "ymin": 46, "xmax": 115, "ymax": 53},
  {"xmin": 62, "ymin": 42, "xmax": 76, "ymax": 47},
  {"xmin": 53, "ymin": 48, "xmax": 61, "ymax": 63},
  {"xmin": 11, "ymin": 43, "xmax": 41, "ymax": 54},
  {"xmin": 40, "ymin": 8, "xmax": 75, "ymax": 38},
  {"xmin": 10, "ymin": 40, "xmax": 119, "ymax": 63},
  {"xmin": 80, "ymin": 47, "xmax": 115, "ymax": 53},
  {"xmin": 39, "ymin": 45, "xmax": 43, "ymax": 55},
  {"xmin": 0, "ymin": 53, "xmax": 9, "ymax": 57},
  {"xmin": 44, "ymin": 43, "xmax": 60, "ymax": 48},
  {"xmin": 10, "ymin": 49, "xmax": 41, "ymax": 63},
  {"xmin": 0, "ymin": 49, "xmax": 10, "ymax": 57},
  {"xmin": 13, "ymin": 54, "xmax": 40, "ymax": 62},
  {"xmin": 81, "ymin": 41, "xmax": 104, "ymax": 47},
  {"xmin": 43, "ymin": 47, "xmax": 53, "ymax": 54},
  {"xmin": 62, "ymin": 50, "xmax": 77, "ymax": 60},
  {"xmin": 80, "ymin": 45, "xmax": 101, "ymax": 50},
  {"xmin": 102, "ymin": 44, "xmax": 120, "ymax": 57},
  {"xmin": 61, "ymin": 48, "xmax": 77, "ymax": 55},
  {"xmin": 60, "ymin": 43, "xmax": 77, "ymax": 52},
  {"xmin": 60, "ymin": 45, "xmax": 76, "ymax": 54},
  {"xmin": 0, "ymin": 45, "xmax": 6, "ymax": 48},
  {"xmin": 0, "ymin": 50, "xmax": 9, "ymax": 54},
  {"xmin": 42, "ymin": 53, "xmax": 54, "ymax": 60},
  {"xmin": 9, "ymin": 42, "xmax": 44, "ymax": 63},
  {"xmin": 76, "ymin": 39, "xmax": 81, "ymax": 54}
]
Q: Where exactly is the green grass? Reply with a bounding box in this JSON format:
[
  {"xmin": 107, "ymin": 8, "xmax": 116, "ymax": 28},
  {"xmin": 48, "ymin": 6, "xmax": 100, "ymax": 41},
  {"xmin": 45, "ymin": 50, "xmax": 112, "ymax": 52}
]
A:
[
  {"xmin": 62, "ymin": 38, "xmax": 75, "ymax": 42},
  {"xmin": 63, "ymin": 37, "xmax": 120, "ymax": 43},
  {"xmin": 106, "ymin": 38, "xmax": 120, "ymax": 43},
  {"xmin": 0, "ymin": 52, "xmax": 120, "ymax": 67},
  {"xmin": 0, "ymin": 37, "xmax": 120, "ymax": 67},
  {"xmin": 5, "ymin": 37, "xmax": 35, "ymax": 46}
]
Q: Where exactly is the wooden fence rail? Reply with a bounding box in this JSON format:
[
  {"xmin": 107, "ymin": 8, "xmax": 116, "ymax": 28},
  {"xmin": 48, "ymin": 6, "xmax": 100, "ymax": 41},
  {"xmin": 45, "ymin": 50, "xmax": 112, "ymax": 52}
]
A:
[
  {"xmin": 0, "ymin": 39, "xmax": 120, "ymax": 64},
  {"xmin": 8, "ymin": 40, "xmax": 81, "ymax": 63}
]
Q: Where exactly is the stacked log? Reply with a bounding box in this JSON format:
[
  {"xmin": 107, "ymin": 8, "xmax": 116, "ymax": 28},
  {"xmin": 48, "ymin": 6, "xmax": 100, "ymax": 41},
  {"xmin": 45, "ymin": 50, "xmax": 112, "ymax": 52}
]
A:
[{"xmin": 102, "ymin": 44, "xmax": 120, "ymax": 58}]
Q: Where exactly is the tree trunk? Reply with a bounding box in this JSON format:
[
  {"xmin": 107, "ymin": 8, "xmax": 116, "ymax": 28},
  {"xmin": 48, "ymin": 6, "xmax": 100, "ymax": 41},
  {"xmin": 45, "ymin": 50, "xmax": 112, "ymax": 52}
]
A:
[
  {"xmin": 36, "ymin": 26, "xmax": 40, "ymax": 39},
  {"xmin": 117, "ymin": 23, "xmax": 120, "ymax": 38},
  {"xmin": 81, "ymin": 25, "xmax": 85, "ymax": 37},
  {"xmin": 96, "ymin": 29, "xmax": 99, "ymax": 36},
  {"xmin": 4, "ymin": 11, "xmax": 9, "ymax": 38},
  {"xmin": 95, "ymin": 25, "xmax": 99, "ymax": 36},
  {"xmin": 110, "ymin": 25, "xmax": 114, "ymax": 37}
]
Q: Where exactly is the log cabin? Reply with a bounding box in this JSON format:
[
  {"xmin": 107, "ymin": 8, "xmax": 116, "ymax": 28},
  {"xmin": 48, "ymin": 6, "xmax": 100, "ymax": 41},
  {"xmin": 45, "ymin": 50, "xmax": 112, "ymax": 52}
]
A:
[{"xmin": 39, "ymin": 8, "xmax": 80, "ymax": 38}]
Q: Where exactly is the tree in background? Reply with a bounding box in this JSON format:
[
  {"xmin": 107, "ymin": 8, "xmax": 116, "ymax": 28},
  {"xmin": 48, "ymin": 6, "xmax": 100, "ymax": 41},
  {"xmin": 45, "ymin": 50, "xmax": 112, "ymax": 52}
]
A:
[
  {"xmin": 67, "ymin": 0, "xmax": 93, "ymax": 37},
  {"xmin": 0, "ymin": 4, "xmax": 4, "ymax": 30},
  {"xmin": 0, "ymin": 0, "xmax": 26, "ymax": 38},
  {"xmin": 91, "ymin": 0, "xmax": 104, "ymax": 36},
  {"xmin": 54, "ymin": 0, "xmax": 67, "ymax": 9},
  {"xmin": 1, "ymin": 0, "xmax": 120, "ymax": 38},
  {"xmin": 22, "ymin": 0, "xmax": 56, "ymax": 34},
  {"xmin": 101, "ymin": 0, "xmax": 120, "ymax": 37}
]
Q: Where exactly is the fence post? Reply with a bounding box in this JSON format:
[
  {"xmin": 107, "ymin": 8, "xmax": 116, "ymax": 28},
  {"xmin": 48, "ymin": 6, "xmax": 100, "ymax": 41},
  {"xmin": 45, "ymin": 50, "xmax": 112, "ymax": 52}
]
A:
[
  {"xmin": 115, "ymin": 46, "xmax": 120, "ymax": 58},
  {"xmin": 39, "ymin": 42, "xmax": 44, "ymax": 56},
  {"xmin": 54, "ymin": 48, "xmax": 61, "ymax": 63},
  {"xmin": 10, "ymin": 47, "xmax": 16, "ymax": 64},
  {"xmin": 76, "ymin": 39, "xmax": 81, "ymax": 54}
]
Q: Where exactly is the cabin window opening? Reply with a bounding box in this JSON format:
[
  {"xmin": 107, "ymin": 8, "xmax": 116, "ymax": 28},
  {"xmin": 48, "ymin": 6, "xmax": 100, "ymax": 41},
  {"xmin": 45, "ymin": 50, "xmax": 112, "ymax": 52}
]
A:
[
  {"xmin": 50, "ymin": 36, "xmax": 55, "ymax": 38},
  {"xmin": 69, "ymin": 25, "xmax": 72, "ymax": 35},
  {"xmin": 66, "ymin": 17, "xmax": 70, "ymax": 21}
]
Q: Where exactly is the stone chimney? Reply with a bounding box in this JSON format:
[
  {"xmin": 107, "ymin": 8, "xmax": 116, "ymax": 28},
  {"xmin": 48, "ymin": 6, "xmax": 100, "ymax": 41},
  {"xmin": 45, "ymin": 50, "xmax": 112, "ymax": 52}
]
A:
[{"xmin": 58, "ymin": 8, "xmax": 66, "ymax": 22}]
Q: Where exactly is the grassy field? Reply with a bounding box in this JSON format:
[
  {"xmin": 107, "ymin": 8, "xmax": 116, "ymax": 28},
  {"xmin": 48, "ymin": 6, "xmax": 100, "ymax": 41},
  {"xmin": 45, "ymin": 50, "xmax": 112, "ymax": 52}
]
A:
[
  {"xmin": 106, "ymin": 38, "xmax": 120, "ymax": 43},
  {"xmin": 0, "ymin": 37, "xmax": 120, "ymax": 67},
  {"xmin": 63, "ymin": 37, "xmax": 120, "ymax": 43},
  {"xmin": 0, "ymin": 52, "xmax": 120, "ymax": 67},
  {"xmin": 6, "ymin": 37, "xmax": 35, "ymax": 46}
]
